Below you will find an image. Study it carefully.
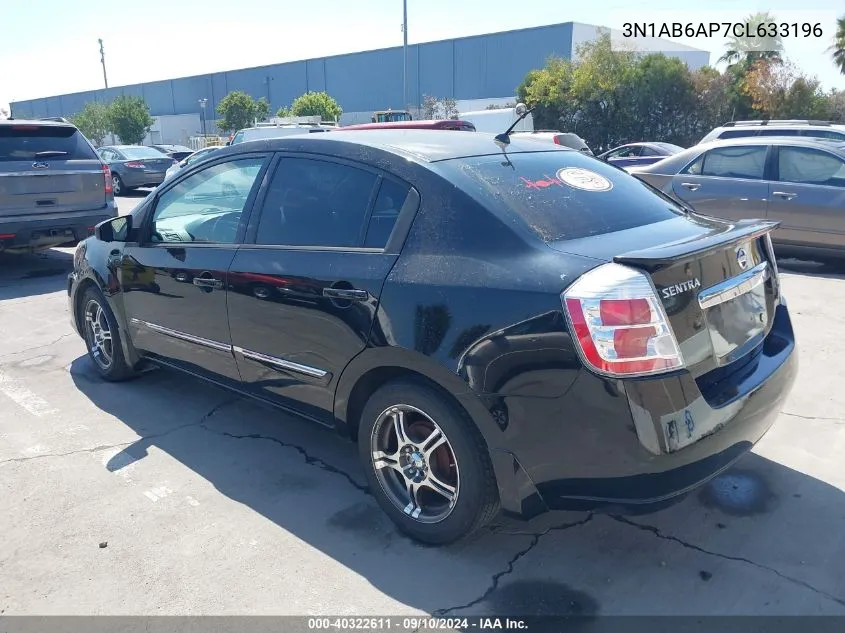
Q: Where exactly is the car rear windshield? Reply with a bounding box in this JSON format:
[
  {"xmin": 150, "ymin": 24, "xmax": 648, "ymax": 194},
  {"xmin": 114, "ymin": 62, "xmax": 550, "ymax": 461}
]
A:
[
  {"xmin": 443, "ymin": 151, "xmax": 685, "ymax": 242},
  {"xmin": 0, "ymin": 125, "xmax": 98, "ymax": 161},
  {"xmin": 121, "ymin": 146, "xmax": 168, "ymax": 159}
]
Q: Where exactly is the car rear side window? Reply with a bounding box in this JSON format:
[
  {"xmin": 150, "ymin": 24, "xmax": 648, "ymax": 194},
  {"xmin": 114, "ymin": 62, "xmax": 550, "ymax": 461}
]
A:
[
  {"xmin": 757, "ymin": 128, "xmax": 801, "ymax": 137},
  {"xmin": 0, "ymin": 125, "xmax": 98, "ymax": 161},
  {"xmin": 256, "ymin": 158, "xmax": 379, "ymax": 248},
  {"xmin": 801, "ymin": 130, "xmax": 845, "ymax": 141},
  {"xmin": 443, "ymin": 151, "xmax": 685, "ymax": 242},
  {"xmin": 687, "ymin": 146, "xmax": 767, "ymax": 180},
  {"xmin": 778, "ymin": 147, "xmax": 845, "ymax": 187},
  {"xmin": 365, "ymin": 179, "xmax": 410, "ymax": 248}
]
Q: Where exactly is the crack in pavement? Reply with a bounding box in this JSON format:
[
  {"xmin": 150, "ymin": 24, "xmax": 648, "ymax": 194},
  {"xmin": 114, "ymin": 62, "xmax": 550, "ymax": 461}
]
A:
[
  {"xmin": 433, "ymin": 514, "xmax": 595, "ymax": 616},
  {"xmin": 200, "ymin": 425, "xmax": 370, "ymax": 494},
  {"xmin": 0, "ymin": 333, "xmax": 75, "ymax": 362},
  {"xmin": 0, "ymin": 398, "xmax": 237, "ymax": 466},
  {"xmin": 610, "ymin": 515, "xmax": 845, "ymax": 608},
  {"xmin": 781, "ymin": 411, "xmax": 845, "ymax": 423}
]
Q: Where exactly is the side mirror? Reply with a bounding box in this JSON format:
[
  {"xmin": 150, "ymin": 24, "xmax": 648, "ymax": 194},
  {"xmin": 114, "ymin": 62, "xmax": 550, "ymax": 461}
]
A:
[
  {"xmin": 514, "ymin": 102, "xmax": 528, "ymax": 117},
  {"xmin": 95, "ymin": 215, "xmax": 132, "ymax": 242}
]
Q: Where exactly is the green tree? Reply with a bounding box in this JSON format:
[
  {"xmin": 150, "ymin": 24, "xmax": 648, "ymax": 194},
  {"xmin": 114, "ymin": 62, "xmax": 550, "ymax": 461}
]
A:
[
  {"xmin": 289, "ymin": 91, "xmax": 343, "ymax": 121},
  {"xmin": 719, "ymin": 12, "xmax": 784, "ymax": 67},
  {"xmin": 216, "ymin": 91, "xmax": 262, "ymax": 132},
  {"xmin": 70, "ymin": 101, "xmax": 110, "ymax": 146},
  {"xmin": 422, "ymin": 94, "xmax": 439, "ymax": 119},
  {"xmin": 743, "ymin": 59, "xmax": 830, "ymax": 119},
  {"xmin": 255, "ymin": 97, "xmax": 270, "ymax": 122},
  {"xmin": 275, "ymin": 105, "xmax": 291, "ymax": 117},
  {"xmin": 629, "ymin": 54, "xmax": 698, "ymax": 145},
  {"xmin": 830, "ymin": 16, "xmax": 845, "ymax": 75},
  {"xmin": 107, "ymin": 96, "xmax": 154, "ymax": 145}
]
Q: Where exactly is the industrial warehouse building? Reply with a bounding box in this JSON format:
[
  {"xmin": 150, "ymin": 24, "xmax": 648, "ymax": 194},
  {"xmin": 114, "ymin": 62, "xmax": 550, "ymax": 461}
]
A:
[{"xmin": 11, "ymin": 22, "xmax": 709, "ymax": 144}]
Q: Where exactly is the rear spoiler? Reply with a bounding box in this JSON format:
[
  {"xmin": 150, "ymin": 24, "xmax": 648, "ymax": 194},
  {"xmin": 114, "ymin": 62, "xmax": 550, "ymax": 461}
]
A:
[{"xmin": 614, "ymin": 220, "xmax": 780, "ymax": 269}]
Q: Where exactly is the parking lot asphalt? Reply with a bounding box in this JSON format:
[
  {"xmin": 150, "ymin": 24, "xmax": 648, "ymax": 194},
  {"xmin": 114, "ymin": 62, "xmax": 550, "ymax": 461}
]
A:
[{"xmin": 1, "ymin": 198, "xmax": 844, "ymax": 616}]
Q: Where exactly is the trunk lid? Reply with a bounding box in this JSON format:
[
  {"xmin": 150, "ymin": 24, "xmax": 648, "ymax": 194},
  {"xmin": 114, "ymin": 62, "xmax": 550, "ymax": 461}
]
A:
[
  {"xmin": 0, "ymin": 158, "xmax": 107, "ymax": 218},
  {"xmin": 0, "ymin": 124, "xmax": 107, "ymax": 218},
  {"xmin": 550, "ymin": 216, "xmax": 781, "ymax": 377}
]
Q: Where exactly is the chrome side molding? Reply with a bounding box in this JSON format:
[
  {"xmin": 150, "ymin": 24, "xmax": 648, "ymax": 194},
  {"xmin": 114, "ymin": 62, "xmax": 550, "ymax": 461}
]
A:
[
  {"xmin": 698, "ymin": 262, "xmax": 769, "ymax": 311},
  {"xmin": 232, "ymin": 346, "xmax": 328, "ymax": 378},
  {"xmin": 129, "ymin": 319, "xmax": 329, "ymax": 379},
  {"xmin": 129, "ymin": 318, "xmax": 231, "ymax": 352}
]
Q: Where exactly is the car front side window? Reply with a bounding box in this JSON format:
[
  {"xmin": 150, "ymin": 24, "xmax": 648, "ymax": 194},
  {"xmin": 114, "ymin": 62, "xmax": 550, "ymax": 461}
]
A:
[
  {"xmin": 149, "ymin": 157, "xmax": 265, "ymax": 244},
  {"xmin": 698, "ymin": 146, "xmax": 767, "ymax": 180}
]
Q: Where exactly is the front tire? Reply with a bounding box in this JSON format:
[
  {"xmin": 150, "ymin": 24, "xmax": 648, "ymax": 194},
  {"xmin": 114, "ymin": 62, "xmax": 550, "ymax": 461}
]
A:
[
  {"xmin": 358, "ymin": 380, "xmax": 500, "ymax": 545},
  {"xmin": 80, "ymin": 286, "xmax": 136, "ymax": 381}
]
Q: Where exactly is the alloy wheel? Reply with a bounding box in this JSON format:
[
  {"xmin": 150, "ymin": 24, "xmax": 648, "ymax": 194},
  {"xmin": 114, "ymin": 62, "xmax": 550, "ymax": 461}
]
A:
[
  {"xmin": 84, "ymin": 299, "xmax": 114, "ymax": 370},
  {"xmin": 370, "ymin": 404, "xmax": 460, "ymax": 524},
  {"xmin": 112, "ymin": 175, "xmax": 122, "ymax": 195}
]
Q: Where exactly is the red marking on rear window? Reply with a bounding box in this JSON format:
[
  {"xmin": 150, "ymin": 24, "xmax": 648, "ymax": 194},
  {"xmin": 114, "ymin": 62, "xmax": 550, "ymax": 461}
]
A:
[{"xmin": 520, "ymin": 174, "xmax": 564, "ymax": 190}]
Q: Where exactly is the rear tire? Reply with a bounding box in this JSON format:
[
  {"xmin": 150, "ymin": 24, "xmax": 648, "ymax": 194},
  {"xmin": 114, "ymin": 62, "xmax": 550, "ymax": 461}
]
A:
[
  {"xmin": 358, "ymin": 379, "xmax": 499, "ymax": 545},
  {"xmin": 79, "ymin": 286, "xmax": 136, "ymax": 382},
  {"xmin": 111, "ymin": 173, "xmax": 125, "ymax": 196}
]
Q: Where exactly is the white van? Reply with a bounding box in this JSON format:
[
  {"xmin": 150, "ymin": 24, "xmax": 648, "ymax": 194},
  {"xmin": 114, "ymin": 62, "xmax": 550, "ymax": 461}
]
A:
[
  {"xmin": 458, "ymin": 108, "xmax": 534, "ymax": 135},
  {"xmin": 229, "ymin": 123, "xmax": 333, "ymax": 145}
]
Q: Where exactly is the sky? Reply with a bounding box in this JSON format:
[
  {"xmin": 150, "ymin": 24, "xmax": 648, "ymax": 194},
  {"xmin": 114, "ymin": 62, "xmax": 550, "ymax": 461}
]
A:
[{"xmin": 1, "ymin": 0, "xmax": 843, "ymax": 114}]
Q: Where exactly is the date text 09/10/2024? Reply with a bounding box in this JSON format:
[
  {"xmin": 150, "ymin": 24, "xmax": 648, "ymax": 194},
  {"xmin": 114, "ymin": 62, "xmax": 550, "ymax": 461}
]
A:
[
  {"xmin": 622, "ymin": 22, "xmax": 823, "ymax": 39},
  {"xmin": 307, "ymin": 617, "xmax": 528, "ymax": 630}
]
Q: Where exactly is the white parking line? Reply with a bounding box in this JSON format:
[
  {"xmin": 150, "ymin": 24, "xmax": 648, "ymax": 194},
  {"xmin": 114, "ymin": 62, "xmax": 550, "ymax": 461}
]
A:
[
  {"xmin": 0, "ymin": 370, "xmax": 58, "ymax": 416},
  {"xmin": 143, "ymin": 486, "xmax": 174, "ymax": 502}
]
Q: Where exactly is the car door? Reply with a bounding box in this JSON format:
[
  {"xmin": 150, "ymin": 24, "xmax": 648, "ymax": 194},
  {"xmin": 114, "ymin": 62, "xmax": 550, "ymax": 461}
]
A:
[
  {"xmin": 119, "ymin": 152, "xmax": 271, "ymax": 383},
  {"xmin": 669, "ymin": 144, "xmax": 770, "ymax": 221},
  {"xmin": 226, "ymin": 154, "xmax": 417, "ymax": 425},
  {"xmin": 767, "ymin": 144, "xmax": 845, "ymax": 249}
]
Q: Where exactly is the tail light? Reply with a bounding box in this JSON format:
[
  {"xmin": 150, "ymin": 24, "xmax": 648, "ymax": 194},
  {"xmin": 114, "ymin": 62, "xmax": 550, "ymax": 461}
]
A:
[
  {"xmin": 562, "ymin": 263, "xmax": 684, "ymax": 377},
  {"xmin": 124, "ymin": 161, "xmax": 145, "ymax": 168},
  {"xmin": 102, "ymin": 164, "xmax": 113, "ymax": 194},
  {"xmin": 553, "ymin": 136, "xmax": 562, "ymax": 145}
]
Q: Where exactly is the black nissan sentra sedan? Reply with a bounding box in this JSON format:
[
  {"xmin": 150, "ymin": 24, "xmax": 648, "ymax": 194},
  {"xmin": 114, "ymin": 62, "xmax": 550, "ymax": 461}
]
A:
[{"xmin": 68, "ymin": 130, "xmax": 798, "ymax": 545}]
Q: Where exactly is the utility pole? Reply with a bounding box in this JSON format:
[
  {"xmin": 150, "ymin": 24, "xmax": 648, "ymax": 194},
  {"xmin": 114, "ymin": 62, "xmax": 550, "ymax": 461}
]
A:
[
  {"xmin": 402, "ymin": 0, "xmax": 408, "ymax": 110},
  {"xmin": 98, "ymin": 39, "xmax": 109, "ymax": 89},
  {"xmin": 198, "ymin": 98, "xmax": 208, "ymax": 138}
]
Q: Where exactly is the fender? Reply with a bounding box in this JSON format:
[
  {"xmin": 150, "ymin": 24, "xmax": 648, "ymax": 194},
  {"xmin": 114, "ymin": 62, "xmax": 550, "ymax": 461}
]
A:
[
  {"xmin": 333, "ymin": 344, "xmax": 507, "ymax": 452},
  {"xmin": 69, "ymin": 239, "xmax": 143, "ymax": 368}
]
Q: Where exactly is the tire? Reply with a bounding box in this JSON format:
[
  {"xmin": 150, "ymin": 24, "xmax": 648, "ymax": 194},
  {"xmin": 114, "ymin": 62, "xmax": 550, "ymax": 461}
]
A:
[
  {"xmin": 112, "ymin": 173, "xmax": 125, "ymax": 196},
  {"xmin": 79, "ymin": 286, "xmax": 136, "ymax": 381},
  {"xmin": 358, "ymin": 379, "xmax": 499, "ymax": 545}
]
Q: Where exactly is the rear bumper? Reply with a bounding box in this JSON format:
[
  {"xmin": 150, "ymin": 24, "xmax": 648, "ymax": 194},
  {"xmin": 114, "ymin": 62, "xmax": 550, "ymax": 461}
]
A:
[
  {"xmin": 120, "ymin": 170, "xmax": 166, "ymax": 188},
  {"xmin": 0, "ymin": 205, "xmax": 117, "ymax": 250},
  {"xmin": 489, "ymin": 301, "xmax": 798, "ymax": 518}
]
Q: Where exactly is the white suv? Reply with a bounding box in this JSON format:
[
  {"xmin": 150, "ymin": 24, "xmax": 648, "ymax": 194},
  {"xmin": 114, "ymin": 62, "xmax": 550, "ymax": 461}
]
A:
[{"xmin": 699, "ymin": 119, "xmax": 845, "ymax": 144}]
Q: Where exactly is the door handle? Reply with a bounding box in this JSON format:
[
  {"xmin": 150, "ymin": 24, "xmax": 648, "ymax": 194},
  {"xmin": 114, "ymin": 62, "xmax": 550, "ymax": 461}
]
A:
[
  {"xmin": 772, "ymin": 191, "xmax": 797, "ymax": 200},
  {"xmin": 193, "ymin": 277, "xmax": 223, "ymax": 289},
  {"xmin": 681, "ymin": 182, "xmax": 701, "ymax": 191},
  {"xmin": 323, "ymin": 287, "xmax": 369, "ymax": 301}
]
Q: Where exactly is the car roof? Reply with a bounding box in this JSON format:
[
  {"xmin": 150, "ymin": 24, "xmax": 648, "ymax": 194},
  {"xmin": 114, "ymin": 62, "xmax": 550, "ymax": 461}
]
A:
[
  {"xmin": 0, "ymin": 118, "xmax": 75, "ymax": 128},
  {"xmin": 699, "ymin": 136, "xmax": 845, "ymax": 152},
  {"xmin": 214, "ymin": 129, "xmax": 575, "ymax": 163}
]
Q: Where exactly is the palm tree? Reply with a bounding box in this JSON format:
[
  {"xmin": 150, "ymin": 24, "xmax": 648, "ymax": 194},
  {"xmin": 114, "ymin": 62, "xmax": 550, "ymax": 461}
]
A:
[
  {"xmin": 719, "ymin": 12, "xmax": 784, "ymax": 67},
  {"xmin": 830, "ymin": 15, "xmax": 845, "ymax": 75}
]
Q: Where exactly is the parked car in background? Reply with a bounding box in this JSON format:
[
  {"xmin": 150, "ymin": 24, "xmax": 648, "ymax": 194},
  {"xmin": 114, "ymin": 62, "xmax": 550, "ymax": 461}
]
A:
[
  {"xmin": 630, "ymin": 136, "xmax": 845, "ymax": 263},
  {"xmin": 597, "ymin": 142, "xmax": 684, "ymax": 168},
  {"xmin": 98, "ymin": 145, "xmax": 176, "ymax": 195},
  {"xmin": 340, "ymin": 120, "xmax": 476, "ymax": 131},
  {"xmin": 71, "ymin": 130, "xmax": 797, "ymax": 545},
  {"xmin": 459, "ymin": 107, "xmax": 534, "ymax": 134},
  {"xmin": 510, "ymin": 131, "xmax": 593, "ymax": 154},
  {"xmin": 150, "ymin": 144, "xmax": 195, "ymax": 162},
  {"xmin": 164, "ymin": 145, "xmax": 223, "ymax": 180},
  {"xmin": 699, "ymin": 120, "xmax": 845, "ymax": 144},
  {"xmin": 0, "ymin": 118, "xmax": 116, "ymax": 253},
  {"xmin": 229, "ymin": 123, "xmax": 335, "ymax": 145}
]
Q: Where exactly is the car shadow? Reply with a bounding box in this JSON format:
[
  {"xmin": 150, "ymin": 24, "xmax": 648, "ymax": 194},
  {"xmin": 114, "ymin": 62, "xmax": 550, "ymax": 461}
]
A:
[
  {"xmin": 0, "ymin": 249, "xmax": 74, "ymax": 300},
  {"xmin": 68, "ymin": 356, "xmax": 845, "ymax": 616},
  {"xmin": 777, "ymin": 256, "xmax": 845, "ymax": 280}
]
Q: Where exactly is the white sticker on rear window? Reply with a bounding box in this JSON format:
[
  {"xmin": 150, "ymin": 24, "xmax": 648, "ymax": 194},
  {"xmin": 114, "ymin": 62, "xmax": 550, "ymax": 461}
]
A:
[{"xmin": 556, "ymin": 167, "xmax": 613, "ymax": 192}]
